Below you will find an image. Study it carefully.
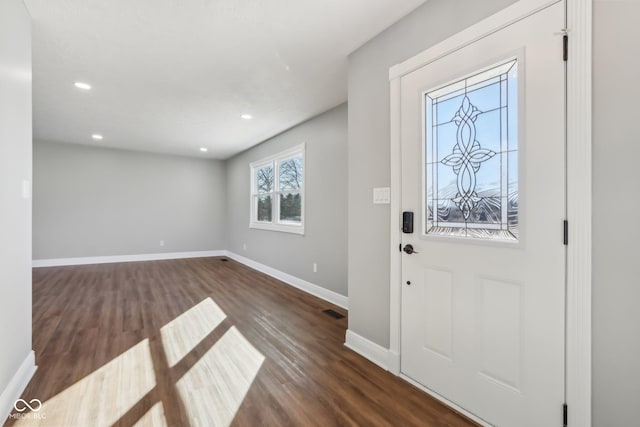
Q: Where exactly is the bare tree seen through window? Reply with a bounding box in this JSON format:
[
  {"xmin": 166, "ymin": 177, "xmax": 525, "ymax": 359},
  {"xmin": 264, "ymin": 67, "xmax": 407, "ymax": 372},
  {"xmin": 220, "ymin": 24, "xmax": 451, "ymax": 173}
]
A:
[
  {"xmin": 256, "ymin": 165, "xmax": 273, "ymax": 221},
  {"xmin": 279, "ymin": 157, "xmax": 303, "ymax": 222}
]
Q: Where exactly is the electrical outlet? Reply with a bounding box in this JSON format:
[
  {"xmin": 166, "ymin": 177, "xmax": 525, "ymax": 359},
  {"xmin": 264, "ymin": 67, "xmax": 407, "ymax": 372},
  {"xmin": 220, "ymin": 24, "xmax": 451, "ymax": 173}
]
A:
[
  {"xmin": 22, "ymin": 180, "xmax": 31, "ymax": 199},
  {"xmin": 313, "ymin": 263, "xmax": 318, "ymax": 273},
  {"xmin": 160, "ymin": 240, "xmax": 165, "ymax": 247},
  {"xmin": 243, "ymin": 243, "xmax": 247, "ymax": 251}
]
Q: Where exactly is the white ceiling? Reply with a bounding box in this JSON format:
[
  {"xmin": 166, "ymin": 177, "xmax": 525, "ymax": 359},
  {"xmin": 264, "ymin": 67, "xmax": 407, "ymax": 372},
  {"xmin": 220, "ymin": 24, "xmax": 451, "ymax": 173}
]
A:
[{"xmin": 25, "ymin": 0, "xmax": 426, "ymax": 159}]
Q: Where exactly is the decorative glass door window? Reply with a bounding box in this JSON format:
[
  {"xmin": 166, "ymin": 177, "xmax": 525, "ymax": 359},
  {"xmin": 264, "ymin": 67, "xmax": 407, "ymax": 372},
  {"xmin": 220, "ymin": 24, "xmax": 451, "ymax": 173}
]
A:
[{"xmin": 425, "ymin": 59, "xmax": 518, "ymax": 241}]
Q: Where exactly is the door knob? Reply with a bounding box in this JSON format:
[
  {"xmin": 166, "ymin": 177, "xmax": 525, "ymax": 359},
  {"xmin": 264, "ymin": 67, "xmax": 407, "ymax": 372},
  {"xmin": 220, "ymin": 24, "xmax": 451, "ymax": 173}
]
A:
[{"xmin": 403, "ymin": 244, "xmax": 419, "ymax": 254}]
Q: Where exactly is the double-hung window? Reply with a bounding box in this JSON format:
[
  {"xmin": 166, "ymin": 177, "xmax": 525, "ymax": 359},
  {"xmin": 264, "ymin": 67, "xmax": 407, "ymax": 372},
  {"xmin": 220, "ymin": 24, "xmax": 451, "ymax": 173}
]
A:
[{"xmin": 250, "ymin": 144, "xmax": 305, "ymax": 234}]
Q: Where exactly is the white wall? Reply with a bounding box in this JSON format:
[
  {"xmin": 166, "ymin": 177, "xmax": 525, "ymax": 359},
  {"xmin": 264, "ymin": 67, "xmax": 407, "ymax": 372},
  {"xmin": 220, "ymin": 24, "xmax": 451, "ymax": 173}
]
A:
[
  {"xmin": 347, "ymin": 0, "xmax": 517, "ymax": 347},
  {"xmin": 225, "ymin": 104, "xmax": 348, "ymax": 297},
  {"xmin": 592, "ymin": 1, "xmax": 640, "ymax": 425},
  {"xmin": 33, "ymin": 141, "xmax": 227, "ymax": 260},
  {"xmin": 0, "ymin": 0, "xmax": 34, "ymax": 414}
]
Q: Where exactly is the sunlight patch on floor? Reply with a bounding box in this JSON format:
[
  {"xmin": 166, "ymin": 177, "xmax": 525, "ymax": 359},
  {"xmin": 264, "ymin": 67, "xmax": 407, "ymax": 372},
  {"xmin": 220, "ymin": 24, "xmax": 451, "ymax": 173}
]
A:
[
  {"xmin": 177, "ymin": 326, "xmax": 265, "ymax": 427},
  {"xmin": 14, "ymin": 339, "xmax": 155, "ymax": 427},
  {"xmin": 160, "ymin": 297, "xmax": 227, "ymax": 367},
  {"xmin": 13, "ymin": 298, "xmax": 262, "ymax": 427}
]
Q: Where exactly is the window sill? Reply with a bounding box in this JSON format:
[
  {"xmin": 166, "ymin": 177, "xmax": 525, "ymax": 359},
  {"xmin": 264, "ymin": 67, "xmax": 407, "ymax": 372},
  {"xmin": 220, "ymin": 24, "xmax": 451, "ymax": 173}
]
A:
[{"xmin": 249, "ymin": 222, "xmax": 305, "ymax": 235}]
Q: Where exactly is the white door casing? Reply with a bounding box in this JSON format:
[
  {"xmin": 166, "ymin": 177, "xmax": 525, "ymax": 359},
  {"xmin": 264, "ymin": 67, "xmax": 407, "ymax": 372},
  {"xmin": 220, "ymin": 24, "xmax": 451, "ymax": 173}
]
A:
[
  {"xmin": 398, "ymin": 3, "xmax": 565, "ymax": 426},
  {"xmin": 388, "ymin": 0, "xmax": 592, "ymax": 425}
]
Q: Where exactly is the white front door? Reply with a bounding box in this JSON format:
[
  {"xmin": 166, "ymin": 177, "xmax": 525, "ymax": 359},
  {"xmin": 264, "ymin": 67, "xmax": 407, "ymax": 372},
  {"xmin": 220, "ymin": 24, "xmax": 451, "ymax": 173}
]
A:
[{"xmin": 399, "ymin": 3, "xmax": 565, "ymax": 426}]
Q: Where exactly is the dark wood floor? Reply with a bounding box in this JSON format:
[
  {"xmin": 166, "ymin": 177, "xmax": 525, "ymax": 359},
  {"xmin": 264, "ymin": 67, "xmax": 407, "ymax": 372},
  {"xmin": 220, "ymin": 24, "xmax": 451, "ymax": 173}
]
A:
[{"xmin": 6, "ymin": 257, "xmax": 477, "ymax": 427}]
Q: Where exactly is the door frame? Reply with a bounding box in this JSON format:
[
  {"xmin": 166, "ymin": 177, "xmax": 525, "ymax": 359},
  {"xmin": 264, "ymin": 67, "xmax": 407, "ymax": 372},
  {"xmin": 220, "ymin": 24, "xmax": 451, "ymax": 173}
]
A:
[{"xmin": 388, "ymin": 0, "xmax": 592, "ymax": 425}]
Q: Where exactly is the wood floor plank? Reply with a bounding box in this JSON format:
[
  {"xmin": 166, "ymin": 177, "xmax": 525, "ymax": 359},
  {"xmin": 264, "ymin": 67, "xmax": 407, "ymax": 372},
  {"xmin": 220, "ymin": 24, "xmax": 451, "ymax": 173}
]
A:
[{"xmin": 4, "ymin": 257, "xmax": 478, "ymax": 427}]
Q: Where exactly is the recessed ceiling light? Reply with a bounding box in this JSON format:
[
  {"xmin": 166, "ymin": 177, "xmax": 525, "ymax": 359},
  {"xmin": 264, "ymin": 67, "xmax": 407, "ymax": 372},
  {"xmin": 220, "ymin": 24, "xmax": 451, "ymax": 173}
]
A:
[
  {"xmin": 240, "ymin": 114, "xmax": 253, "ymax": 120},
  {"xmin": 91, "ymin": 134, "xmax": 103, "ymax": 140},
  {"xmin": 74, "ymin": 82, "xmax": 92, "ymax": 90},
  {"xmin": 200, "ymin": 147, "xmax": 208, "ymax": 152}
]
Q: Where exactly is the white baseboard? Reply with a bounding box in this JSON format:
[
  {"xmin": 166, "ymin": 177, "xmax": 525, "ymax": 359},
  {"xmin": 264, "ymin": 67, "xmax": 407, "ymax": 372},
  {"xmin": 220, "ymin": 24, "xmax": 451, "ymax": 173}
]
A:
[
  {"xmin": 32, "ymin": 250, "xmax": 226, "ymax": 268},
  {"xmin": 0, "ymin": 351, "xmax": 37, "ymax": 422},
  {"xmin": 344, "ymin": 329, "xmax": 391, "ymax": 371},
  {"xmin": 224, "ymin": 251, "xmax": 348, "ymax": 309},
  {"xmin": 387, "ymin": 349, "xmax": 401, "ymax": 374},
  {"xmin": 32, "ymin": 248, "xmax": 348, "ymax": 309}
]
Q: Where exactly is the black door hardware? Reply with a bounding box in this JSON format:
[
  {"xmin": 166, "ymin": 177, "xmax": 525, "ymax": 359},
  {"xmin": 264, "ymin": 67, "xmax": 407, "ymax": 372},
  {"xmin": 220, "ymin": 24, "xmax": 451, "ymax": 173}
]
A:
[{"xmin": 403, "ymin": 244, "xmax": 418, "ymax": 255}]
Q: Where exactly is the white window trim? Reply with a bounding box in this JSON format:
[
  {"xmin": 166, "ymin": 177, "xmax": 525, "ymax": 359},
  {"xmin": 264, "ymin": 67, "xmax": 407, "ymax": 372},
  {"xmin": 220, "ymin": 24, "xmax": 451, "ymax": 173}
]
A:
[{"xmin": 249, "ymin": 143, "xmax": 305, "ymax": 235}]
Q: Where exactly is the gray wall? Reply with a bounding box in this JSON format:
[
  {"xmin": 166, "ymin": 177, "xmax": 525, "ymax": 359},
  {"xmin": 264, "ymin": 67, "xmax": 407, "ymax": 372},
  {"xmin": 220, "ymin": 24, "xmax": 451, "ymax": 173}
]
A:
[
  {"xmin": 226, "ymin": 103, "xmax": 348, "ymax": 296},
  {"xmin": 592, "ymin": 1, "xmax": 640, "ymax": 425},
  {"xmin": 33, "ymin": 141, "xmax": 227, "ymax": 259},
  {"xmin": 347, "ymin": 0, "xmax": 517, "ymax": 347},
  {"xmin": 0, "ymin": 0, "xmax": 32, "ymax": 407}
]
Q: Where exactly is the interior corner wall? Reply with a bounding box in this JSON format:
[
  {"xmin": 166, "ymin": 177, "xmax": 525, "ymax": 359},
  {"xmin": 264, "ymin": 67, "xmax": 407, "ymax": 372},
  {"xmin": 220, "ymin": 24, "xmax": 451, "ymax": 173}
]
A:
[
  {"xmin": 225, "ymin": 103, "xmax": 348, "ymax": 297},
  {"xmin": 347, "ymin": 0, "xmax": 518, "ymax": 347},
  {"xmin": 33, "ymin": 141, "xmax": 227, "ymax": 260},
  {"xmin": 0, "ymin": 0, "xmax": 33, "ymax": 403},
  {"xmin": 592, "ymin": 1, "xmax": 640, "ymax": 425}
]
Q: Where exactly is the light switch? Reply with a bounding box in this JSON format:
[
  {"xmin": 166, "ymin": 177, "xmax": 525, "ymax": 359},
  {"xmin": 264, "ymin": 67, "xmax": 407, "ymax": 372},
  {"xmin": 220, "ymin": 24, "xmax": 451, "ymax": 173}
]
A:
[{"xmin": 373, "ymin": 187, "xmax": 390, "ymax": 204}]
